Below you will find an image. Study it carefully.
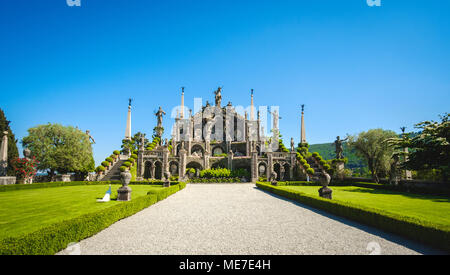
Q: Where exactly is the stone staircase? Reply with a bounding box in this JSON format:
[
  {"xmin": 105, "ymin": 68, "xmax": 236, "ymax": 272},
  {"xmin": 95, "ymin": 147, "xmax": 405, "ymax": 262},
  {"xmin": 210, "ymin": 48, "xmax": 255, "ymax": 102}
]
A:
[
  {"xmin": 306, "ymin": 157, "xmax": 323, "ymax": 181},
  {"xmin": 101, "ymin": 160, "xmax": 126, "ymax": 181}
]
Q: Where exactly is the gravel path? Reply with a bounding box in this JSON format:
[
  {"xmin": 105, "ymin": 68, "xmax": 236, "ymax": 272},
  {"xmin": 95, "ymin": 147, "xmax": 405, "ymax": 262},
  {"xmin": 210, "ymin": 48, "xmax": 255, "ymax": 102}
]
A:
[{"xmin": 58, "ymin": 184, "xmax": 443, "ymax": 255}]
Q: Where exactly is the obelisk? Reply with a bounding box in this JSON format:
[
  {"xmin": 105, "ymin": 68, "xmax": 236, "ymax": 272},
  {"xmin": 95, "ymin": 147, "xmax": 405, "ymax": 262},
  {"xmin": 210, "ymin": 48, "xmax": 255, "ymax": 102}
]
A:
[
  {"xmin": 0, "ymin": 131, "xmax": 8, "ymax": 176},
  {"xmin": 125, "ymin": 99, "xmax": 132, "ymax": 140},
  {"xmin": 250, "ymin": 89, "xmax": 255, "ymax": 121},
  {"xmin": 0, "ymin": 131, "xmax": 16, "ymax": 185},
  {"xmin": 300, "ymin": 105, "xmax": 306, "ymax": 144},
  {"xmin": 180, "ymin": 87, "xmax": 185, "ymax": 119}
]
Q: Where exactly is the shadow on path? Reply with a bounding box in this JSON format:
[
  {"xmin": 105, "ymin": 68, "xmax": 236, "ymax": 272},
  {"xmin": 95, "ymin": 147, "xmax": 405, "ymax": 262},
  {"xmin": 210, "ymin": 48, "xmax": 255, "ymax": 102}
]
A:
[{"xmin": 254, "ymin": 186, "xmax": 447, "ymax": 255}]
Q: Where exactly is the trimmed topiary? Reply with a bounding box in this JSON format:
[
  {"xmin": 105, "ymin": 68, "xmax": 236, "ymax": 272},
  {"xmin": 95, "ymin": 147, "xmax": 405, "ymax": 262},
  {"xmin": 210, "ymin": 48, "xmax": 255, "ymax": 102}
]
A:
[
  {"xmin": 306, "ymin": 168, "xmax": 315, "ymax": 175},
  {"xmin": 96, "ymin": 166, "xmax": 105, "ymax": 173},
  {"xmin": 101, "ymin": 161, "xmax": 110, "ymax": 167},
  {"xmin": 113, "ymin": 150, "xmax": 120, "ymax": 155},
  {"xmin": 119, "ymin": 166, "xmax": 128, "ymax": 172},
  {"xmin": 123, "ymin": 161, "xmax": 131, "ymax": 167},
  {"xmin": 106, "ymin": 157, "xmax": 114, "ymax": 163}
]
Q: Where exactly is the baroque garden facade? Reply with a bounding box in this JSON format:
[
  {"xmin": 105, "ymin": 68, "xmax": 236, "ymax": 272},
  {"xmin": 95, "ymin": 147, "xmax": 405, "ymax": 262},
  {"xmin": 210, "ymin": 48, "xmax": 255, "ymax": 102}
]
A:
[{"xmin": 133, "ymin": 88, "xmax": 315, "ymax": 183}]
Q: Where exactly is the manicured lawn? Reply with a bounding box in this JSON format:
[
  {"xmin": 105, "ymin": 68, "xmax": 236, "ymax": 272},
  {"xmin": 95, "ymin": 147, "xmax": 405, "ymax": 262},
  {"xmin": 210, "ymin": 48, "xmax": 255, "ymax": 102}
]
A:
[
  {"xmin": 280, "ymin": 185, "xmax": 450, "ymax": 226},
  {"xmin": 0, "ymin": 184, "xmax": 163, "ymax": 239}
]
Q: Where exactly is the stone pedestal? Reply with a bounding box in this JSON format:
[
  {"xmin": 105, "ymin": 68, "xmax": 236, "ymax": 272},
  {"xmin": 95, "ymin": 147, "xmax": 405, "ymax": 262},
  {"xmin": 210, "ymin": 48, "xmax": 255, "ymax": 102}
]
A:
[
  {"xmin": 336, "ymin": 161, "xmax": 345, "ymax": 180},
  {"xmin": 56, "ymin": 174, "xmax": 71, "ymax": 182},
  {"xmin": 318, "ymin": 187, "xmax": 332, "ymax": 199},
  {"xmin": 117, "ymin": 186, "xmax": 132, "ymax": 201},
  {"xmin": 117, "ymin": 171, "xmax": 132, "ymax": 201},
  {"xmin": 0, "ymin": 177, "xmax": 16, "ymax": 185}
]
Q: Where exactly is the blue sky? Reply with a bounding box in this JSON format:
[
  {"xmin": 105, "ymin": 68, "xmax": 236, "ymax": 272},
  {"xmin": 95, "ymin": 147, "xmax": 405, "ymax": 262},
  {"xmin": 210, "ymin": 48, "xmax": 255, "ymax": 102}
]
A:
[{"xmin": 1, "ymin": 0, "xmax": 449, "ymax": 166}]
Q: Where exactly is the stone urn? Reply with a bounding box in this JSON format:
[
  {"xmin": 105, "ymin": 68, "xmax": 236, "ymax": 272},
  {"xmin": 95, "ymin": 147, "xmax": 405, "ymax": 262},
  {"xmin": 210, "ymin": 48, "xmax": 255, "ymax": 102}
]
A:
[
  {"xmin": 270, "ymin": 171, "xmax": 278, "ymax": 186},
  {"xmin": 163, "ymin": 171, "xmax": 171, "ymax": 187},
  {"xmin": 318, "ymin": 171, "xmax": 332, "ymax": 199},
  {"xmin": 117, "ymin": 170, "xmax": 132, "ymax": 201}
]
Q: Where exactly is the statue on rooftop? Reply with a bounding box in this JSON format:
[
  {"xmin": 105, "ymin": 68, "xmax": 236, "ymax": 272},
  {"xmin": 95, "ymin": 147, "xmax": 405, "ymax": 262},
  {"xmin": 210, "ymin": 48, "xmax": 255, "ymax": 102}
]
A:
[
  {"xmin": 85, "ymin": 130, "xmax": 96, "ymax": 144},
  {"xmin": 155, "ymin": 106, "xmax": 166, "ymax": 128},
  {"xmin": 214, "ymin": 87, "xmax": 222, "ymax": 107}
]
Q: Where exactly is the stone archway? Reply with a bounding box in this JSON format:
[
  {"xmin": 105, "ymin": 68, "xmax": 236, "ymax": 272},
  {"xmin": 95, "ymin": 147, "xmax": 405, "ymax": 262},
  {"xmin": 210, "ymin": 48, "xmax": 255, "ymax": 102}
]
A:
[
  {"xmin": 212, "ymin": 145, "xmax": 225, "ymax": 156},
  {"xmin": 191, "ymin": 144, "xmax": 205, "ymax": 157},
  {"xmin": 169, "ymin": 161, "xmax": 179, "ymax": 176},
  {"xmin": 283, "ymin": 163, "xmax": 290, "ymax": 181},
  {"xmin": 258, "ymin": 162, "xmax": 267, "ymax": 177},
  {"xmin": 273, "ymin": 163, "xmax": 281, "ymax": 180},
  {"xmin": 154, "ymin": 161, "xmax": 163, "ymax": 180},
  {"xmin": 144, "ymin": 161, "xmax": 152, "ymax": 179},
  {"xmin": 186, "ymin": 161, "xmax": 203, "ymax": 177}
]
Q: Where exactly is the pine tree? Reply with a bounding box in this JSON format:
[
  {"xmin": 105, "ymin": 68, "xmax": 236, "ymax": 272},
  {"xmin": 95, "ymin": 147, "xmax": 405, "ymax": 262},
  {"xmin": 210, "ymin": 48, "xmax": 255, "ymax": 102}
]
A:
[{"xmin": 0, "ymin": 108, "xmax": 19, "ymax": 176}]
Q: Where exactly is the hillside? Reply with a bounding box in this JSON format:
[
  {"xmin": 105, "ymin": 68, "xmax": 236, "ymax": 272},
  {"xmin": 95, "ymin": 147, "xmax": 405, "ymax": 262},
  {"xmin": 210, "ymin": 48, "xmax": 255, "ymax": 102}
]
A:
[{"xmin": 308, "ymin": 142, "xmax": 367, "ymax": 171}]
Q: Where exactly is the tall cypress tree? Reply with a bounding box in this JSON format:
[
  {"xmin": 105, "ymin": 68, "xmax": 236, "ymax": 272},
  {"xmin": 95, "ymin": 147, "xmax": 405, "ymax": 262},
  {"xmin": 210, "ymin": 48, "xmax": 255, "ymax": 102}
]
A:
[{"xmin": 0, "ymin": 108, "xmax": 19, "ymax": 176}]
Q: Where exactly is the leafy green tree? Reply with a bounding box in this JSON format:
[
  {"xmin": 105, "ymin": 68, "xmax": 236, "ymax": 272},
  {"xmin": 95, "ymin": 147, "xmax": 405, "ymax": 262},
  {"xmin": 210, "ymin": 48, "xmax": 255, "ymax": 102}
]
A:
[
  {"xmin": 22, "ymin": 123, "xmax": 95, "ymax": 178},
  {"xmin": 389, "ymin": 113, "xmax": 450, "ymax": 181},
  {"xmin": 121, "ymin": 132, "xmax": 149, "ymax": 154},
  {"xmin": 0, "ymin": 109, "xmax": 19, "ymax": 176},
  {"xmin": 348, "ymin": 129, "xmax": 397, "ymax": 183}
]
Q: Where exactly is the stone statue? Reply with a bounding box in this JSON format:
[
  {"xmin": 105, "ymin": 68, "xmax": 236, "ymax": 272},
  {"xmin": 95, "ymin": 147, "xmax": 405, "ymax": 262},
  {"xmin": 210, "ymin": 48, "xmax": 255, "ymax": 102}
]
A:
[
  {"xmin": 214, "ymin": 87, "xmax": 222, "ymax": 107},
  {"xmin": 205, "ymin": 101, "xmax": 211, "ymax": 107},
  {"xmin": 164, "ymin": 138, "xmax": 168, "ymax": 147},
  {"xmin": 334, "ymin": 136, "xmax": 348, "ymax": 159},
  {"xmin": 268, "ymin": 109, "xmax": 281, "ymax": 129},
  {"xmin": 0, "ymin": 131, "xmax": 8, "ymax": 177},
  {"xmin": 23, "ymin": 148, "xmax": 31, "ymax": 159},
  {"xmin": 86, "ymin": 130, "xmax": 96, "ymax": 144},
  {"xmin": 389, "ymin": 154, "xmax": 400, "ymax": 186},
  {"xmin": 155, "ymin": 106, "xmax": 166, "ymax": 128},
  {"xmin": 227, "ymin": 101, "xmax": 232, "ymax": 107},
  {"xmin": 290, "ymin": 137, "xmax": 295, "ymax": 152}
]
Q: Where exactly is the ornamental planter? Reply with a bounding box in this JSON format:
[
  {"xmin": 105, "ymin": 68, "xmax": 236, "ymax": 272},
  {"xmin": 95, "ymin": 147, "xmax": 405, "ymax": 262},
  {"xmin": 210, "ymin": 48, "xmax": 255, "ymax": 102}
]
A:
[{"xmin": 117, "ymin": 171, "xmax": 132, "ymax": 201}]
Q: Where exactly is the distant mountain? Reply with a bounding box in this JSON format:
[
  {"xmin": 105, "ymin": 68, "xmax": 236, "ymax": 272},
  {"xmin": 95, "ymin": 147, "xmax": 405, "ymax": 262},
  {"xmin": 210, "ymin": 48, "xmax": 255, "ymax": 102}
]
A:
[{"xmin": 308, "ymin": 142, "xmax": 367, "ymax": 170}]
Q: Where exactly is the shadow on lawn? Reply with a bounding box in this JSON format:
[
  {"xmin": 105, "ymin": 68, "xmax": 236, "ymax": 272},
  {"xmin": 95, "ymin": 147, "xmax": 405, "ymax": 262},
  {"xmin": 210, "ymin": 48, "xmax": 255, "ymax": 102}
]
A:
[
  {"xmin": 340, "ymin": 187, "xmax": 450, "ymax": 203},
  {"xmin": 254, "ymin": 187, "xmax": 447, "ymax": 255}
]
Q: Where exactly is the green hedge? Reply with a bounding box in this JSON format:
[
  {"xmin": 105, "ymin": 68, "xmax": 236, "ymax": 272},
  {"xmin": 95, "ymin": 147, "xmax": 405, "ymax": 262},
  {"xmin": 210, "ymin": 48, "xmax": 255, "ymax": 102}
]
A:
[
  {"xmin": 256, "ymin": 182, "xmax": 450, "ymax": 252},
  {"xmin": 0, "ymin": 181, "xmax": 114, "ymax": 192},
  {"xmin": 189, "ymin": 178, "xmax": 243, "ymax": 183},
  {"xmin": 0, "ymin": 182, "xmax": 186, "ymax": 255},
  {"xmin": 0, "ymin": 180, "xmax": 181, "ymax": 193}
]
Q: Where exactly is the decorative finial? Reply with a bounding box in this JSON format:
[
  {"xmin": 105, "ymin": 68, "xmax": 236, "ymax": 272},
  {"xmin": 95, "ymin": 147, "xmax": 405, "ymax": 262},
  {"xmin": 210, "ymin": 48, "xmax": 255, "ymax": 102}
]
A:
[
  {"xmin": 301, "ymin": 104, "xmax": 305, "ymax": 113},
  {"xmin": 251, "ymin": 89, "xmax": 254, "ymax": 96},
  {"xmin": 400, "ymin": 126, "xmax": 406, "ymax": 133},
  {"xmin": 181, "ymin": 86, "xmax": 185, "ymax": 94},
  {"xmin": 128, "ymin": 98, "xmax": 133, "ymax": 107}
]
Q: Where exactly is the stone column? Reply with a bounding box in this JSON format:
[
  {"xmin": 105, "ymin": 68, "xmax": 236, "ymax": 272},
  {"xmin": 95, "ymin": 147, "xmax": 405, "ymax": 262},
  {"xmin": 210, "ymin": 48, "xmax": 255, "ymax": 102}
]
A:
[
  {"xmin": 267, "ymin": 152, "xmax": 273, "ymax": 179},
  {"xmin": 151, "ymin": 164, "xmax": 155, "ymax": 179},
  {"xmin": 179, "ymin": 148, "xmax": 187, "ymax": 180},
  {"xmin": 203, "ymin": 151, "xmax": 210, "ymax": 170},
  {"xmin": 136, "ymin": 150, "xmax": 144, "ymax": 181},
  {"xmin": 163, "ymin": 147, "xmax": 169, "ymax": 174},
  {"xmin": 251, "ymin": 151, "xmax": 258, "ymax": 182}
]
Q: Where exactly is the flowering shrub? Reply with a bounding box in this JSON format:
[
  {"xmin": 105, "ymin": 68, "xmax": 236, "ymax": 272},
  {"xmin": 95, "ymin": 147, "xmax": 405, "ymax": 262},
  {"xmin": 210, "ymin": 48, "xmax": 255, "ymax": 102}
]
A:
[{"xmin": 11, "ymin": 157, "xmax": 38, "ymax": 183}]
